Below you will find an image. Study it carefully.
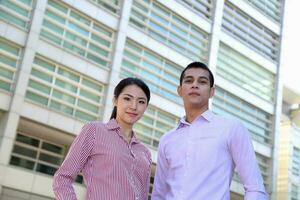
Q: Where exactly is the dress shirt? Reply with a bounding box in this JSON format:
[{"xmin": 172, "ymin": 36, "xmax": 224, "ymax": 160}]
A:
[
  {"xmin": 152, "ymin": 110, "xmax": 268, "ymax": 200},
  {"xmin": 53, "ymin": 119, "xmax": 152, "ymax": 200}
]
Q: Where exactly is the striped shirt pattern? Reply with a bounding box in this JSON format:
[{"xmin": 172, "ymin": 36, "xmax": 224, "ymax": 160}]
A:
[{"xmin": 53, "ymin": 119, "xmax": 152, "ymax": 200}]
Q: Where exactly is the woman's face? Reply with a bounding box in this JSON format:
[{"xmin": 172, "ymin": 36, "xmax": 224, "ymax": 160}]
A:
[{"xmin": 114, "ymin": 84, "xmax": 148, "ymax": 126}]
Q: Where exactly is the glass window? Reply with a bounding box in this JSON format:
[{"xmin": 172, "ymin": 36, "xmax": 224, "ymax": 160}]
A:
[
  {"xmin": 0, "ymin": 0, "xmax": 34, "ymax": 30},
  {"xmin": 26, "ymin": 55, "xmax": 105, "ymax": 122},
  {"xmin": 134, "ymin": 105, "xmax": 179, "ymax": 149},
  {"xmin": 9, "ymin": 133, "xmax": 83, "ymax": 184},
  {"xmin": 130, "ymin": 0, "xmax": 209, "ymax": 62},
  {"xmin": 180, "ymin": 0, "xmax": 213, "ymax": 20},
  {"xmin": 246, "ymin": 0, "xmax": 282, "ymax": 23},
  {"xmin": 40, "ymin": 0, "xmax": 115, "ymax": 69},
  {"xmin": 120, "ymin": 40, "xmax": 182, "ymax": 104},
  {"xmin": 88, "ymin": 0, "xmax": 121, "ymax": 15},
  {"xmin": 0, "ymin": 38, "xmax": 22, "ymax": 92},
  {"xmin": 291, "ymin": 183, "xmax": 299, "ymax": 200},
  {"xmin": 217, "ymin": 43, "xmax": 275, "ymax": 102},
  {"xmin": 222, "ymin": 2, "xmax": 279, "ymax": 62},
  {"xmin": 292, "ymin": 147, "xmax": 300, "ymax": 176},
  {"xmin": 212, "ymin": 87, "xmax": 272, "ymax": 144}
]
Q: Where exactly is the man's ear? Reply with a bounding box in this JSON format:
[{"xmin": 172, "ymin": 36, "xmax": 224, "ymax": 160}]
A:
[
  {"xmin": 209, "ymin": 86, "xmax": 215, "ymax": 98},
  {"xmin": 177, "ymin": 86, "xmax": 182, "ymax": 97}
]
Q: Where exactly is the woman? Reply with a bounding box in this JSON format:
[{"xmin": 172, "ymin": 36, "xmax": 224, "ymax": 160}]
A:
[{"xmin": 53, "ymin": 77, "xmax": 152, "ymax": 200}]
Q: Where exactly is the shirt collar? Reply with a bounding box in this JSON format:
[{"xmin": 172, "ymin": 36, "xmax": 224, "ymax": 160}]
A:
[
  {"xmin": 105, "ymin": 119, "xmax": 140, "ymax": 144},
  {"xmin": 177, "ymin": 110, "xmax": 214, "ymax": 130}
]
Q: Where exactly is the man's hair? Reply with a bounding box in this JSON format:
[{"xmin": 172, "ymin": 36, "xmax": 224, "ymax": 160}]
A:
[{"xmin": 179, "ymin": 62, "xmax": 214, "ymax": 87}]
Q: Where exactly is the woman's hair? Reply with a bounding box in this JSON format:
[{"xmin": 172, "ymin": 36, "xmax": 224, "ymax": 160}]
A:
[{"xmin": 110, "ymin": 77, "xmax": 150, "ymax": 119}]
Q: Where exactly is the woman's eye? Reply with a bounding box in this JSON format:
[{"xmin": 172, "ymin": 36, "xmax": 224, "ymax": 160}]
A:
[{"xmin": 124, "ymin": 97, "xmax": 130, "ymax": 101}]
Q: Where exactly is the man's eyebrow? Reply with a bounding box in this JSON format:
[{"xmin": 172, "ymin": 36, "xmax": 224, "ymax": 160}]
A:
[
  {"xmin": 198, "ymin": 76, "xmax": 209, "ymax": 80},
  {"xmin": 183, "ymin": 75, "xmax": 193, "ymax": 79},
  {"xmin": 184, "ymin": 75, "xmax": 209, "ymax": 80}
]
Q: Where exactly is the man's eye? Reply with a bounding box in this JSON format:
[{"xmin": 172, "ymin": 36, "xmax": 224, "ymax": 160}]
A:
[
  {"xmin": 184, "ymin": 79, "xmax": 192, "ymax": 83},
  {"xmin": 124, "ymin": 97, "xmax": 130, "ymax": 101},
  {"xmin": 139, "ymin": 100, "xmax": 146, "ymax": 104}
]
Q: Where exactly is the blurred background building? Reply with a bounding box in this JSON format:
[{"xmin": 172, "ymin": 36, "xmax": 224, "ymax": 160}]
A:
[
  {"xmin": 277, "ymin": 86, "xmax": 300, "ymax": 200},
  {"xmin": 0, "ymin": 0, "xmax": 285, "ymax": 199}
]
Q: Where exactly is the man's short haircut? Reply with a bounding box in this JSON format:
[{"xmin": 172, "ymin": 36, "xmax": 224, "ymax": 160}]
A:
[{"xmin": 179, "ymin": 62, "xmax": 214, "ymax": 87}]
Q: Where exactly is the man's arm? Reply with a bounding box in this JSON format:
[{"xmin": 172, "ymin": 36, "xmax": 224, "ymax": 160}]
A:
[
  {"xmin": 229, "ymin": 121, "xmax": 268, "ymax": 200},
  {"xmin": 152, "ymin": 139, "xmax": 169, "ymax": 200}
]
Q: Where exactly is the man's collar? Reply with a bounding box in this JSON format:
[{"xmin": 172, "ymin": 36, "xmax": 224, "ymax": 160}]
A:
[{"xmin": 177, "ymin": 110, "xmax": 214, "ymax": 130}]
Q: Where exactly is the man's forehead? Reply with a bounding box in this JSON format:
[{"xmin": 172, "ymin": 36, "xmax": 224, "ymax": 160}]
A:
[{"xmin": 183, "ymin": 68, "xmax": 210, "ymax": 78}]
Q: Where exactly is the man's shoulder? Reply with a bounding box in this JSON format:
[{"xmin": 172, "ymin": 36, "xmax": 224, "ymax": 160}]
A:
[
  {"xmin": 159, "ymin": 127, "xmax": 179, "ymax": 146},
  {"xmin": 212, "ymin": 113, "xmax": 243, "ymax": 128}
]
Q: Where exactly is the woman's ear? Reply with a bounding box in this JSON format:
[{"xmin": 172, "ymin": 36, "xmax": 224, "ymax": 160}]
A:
[{"xmin": 113, "ymin": 96, "xmax": 117, "ymax": 106}]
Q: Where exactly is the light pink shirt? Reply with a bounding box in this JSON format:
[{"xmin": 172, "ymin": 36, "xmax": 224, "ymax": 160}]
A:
[
  {"xmin": 152, "ymin": 110, "xmax": 268, "ymax": 200},
  {"xmin": 53, "ymin": 119, "xmax": 152, "ymax": 200}
]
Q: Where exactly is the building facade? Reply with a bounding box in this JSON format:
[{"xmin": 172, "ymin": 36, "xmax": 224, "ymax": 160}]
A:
[
  {"xmin": 0, "ymin": 0, "xmax": 285, "ymax": 199},
  {"xmin": 277, "ymin": 87, "xmax": 300, "ymax": 200}
]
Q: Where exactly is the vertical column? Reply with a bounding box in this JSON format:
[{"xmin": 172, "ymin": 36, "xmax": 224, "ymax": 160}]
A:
[
  {"xmin": 206, "ymin": 0, "xmax": 225, "ymax": 106},
  {"xmin": 102, "ymin": 0, "xmax": 133, "ymax": 121},
  {"xmin": 272, "ymin": 0, "xmax": 287, "ymax": 199},
  {"xmin": 0, "ymin": 0, "xmax": 48, "ymax": 165}
]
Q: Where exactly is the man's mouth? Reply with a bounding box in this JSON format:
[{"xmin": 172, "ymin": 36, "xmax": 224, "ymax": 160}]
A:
[{"xmin": 188, "ymin": 92, "xmax": 200, "ymax": 96}]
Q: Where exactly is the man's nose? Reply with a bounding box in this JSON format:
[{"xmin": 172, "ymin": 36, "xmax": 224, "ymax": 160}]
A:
[{"xmin": 191, "ymin": 80, "xmax": 199, "ymax": 88}]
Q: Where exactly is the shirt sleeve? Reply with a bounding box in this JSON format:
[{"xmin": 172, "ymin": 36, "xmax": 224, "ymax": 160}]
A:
[
  {"xmin": 228, "ymin": 121, "xmax": 268, "ymax": 200},
  {"xmin": 53, "ymin": 122, "xmax": 96, "ymax": 200},
  {"xmin": 143, "ymin": 150, "xmax": 152, "ymax": 200},
  {"xmin": 152, "ymin": 139, "xmax": 169, "ymax": 200}
]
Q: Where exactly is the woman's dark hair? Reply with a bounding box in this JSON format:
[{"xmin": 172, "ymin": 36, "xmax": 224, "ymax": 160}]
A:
[{"xmin": 110, "ymin": 77, "xmax": 151, "ymax": 119}]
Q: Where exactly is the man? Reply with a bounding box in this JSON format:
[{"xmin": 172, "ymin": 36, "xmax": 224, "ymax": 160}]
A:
[{"xmin": 152, "ymin": 62, "xmax": 268, "ymax": 200}]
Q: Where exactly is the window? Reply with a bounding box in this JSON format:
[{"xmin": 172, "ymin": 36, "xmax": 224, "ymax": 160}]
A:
[
  {"xmin": 25, "ymin": 55, "xmax": 105, "ymax": 122},
  {"xmin": 292, "ymin": 147, "xmax": 300, "ymax": 176},
  {"xmin": 0, "ymin": 0, "xmax": 35, "ymax": 30},
  {"xmin": 179, "ymin": 0, "xmax": 213, "ymax": 21},
  {"xmin": 88, "ymin": 0, "xmax": 121, "ymax": 15},
  {"xmin": 40, "ymin": 0, "xmax": 114, "ymax": 69},
  {"xmin": 0, "ymin": 38, "xmax": 22, "ymax": 92},
  {"xmin": 256, "ymin": 153, "xmax": 270, "ymax": 187},
  {"xmin": 222, "ymin": 1, "xmax": 279, "ymax": 62},
  {"xmin": 217, "ymin": 43, "xmax": 275, "ymax": 102},
  {"xmin": 134, "ymin": 106, "xmax": 179, "ymax": 149},
  {"xmin": 130, "ymin": 0, "xmax": 209, "ymax": 61},
  {"xmin": 246, "ymin": 0, "xmax": 282, "ymax": 23},
  {"xmin": 212, "ymin": 87, "xmax": 272, "ymax": 144},
  {"xmin": 121, "ymin": 40, "xmax": 182, "ymax": 104},
  {"xmin": 291, "ymin": 183, "xmax": 299, "ymax": 200},
  {"xmin": 10, "ymin": 133, "xmax": 83, "ymax": 183}
]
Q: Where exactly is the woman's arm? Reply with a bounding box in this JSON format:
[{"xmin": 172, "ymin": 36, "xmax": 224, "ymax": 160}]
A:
[{"xmin": 53, "ymin": 123, "xmax": 96, "ymax": 200}]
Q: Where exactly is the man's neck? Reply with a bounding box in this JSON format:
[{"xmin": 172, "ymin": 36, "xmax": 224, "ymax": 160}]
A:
[{"xmin": 185, "ymin": 106, "xmax": 208, "ymax": 123}]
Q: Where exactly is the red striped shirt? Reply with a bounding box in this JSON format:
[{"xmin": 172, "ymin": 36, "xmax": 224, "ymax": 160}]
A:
[{"xmin": 53, "ymin": 119, "xmax": 152, "ymax": 200}]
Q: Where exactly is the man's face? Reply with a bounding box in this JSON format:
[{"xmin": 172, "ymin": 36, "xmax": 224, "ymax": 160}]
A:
[{"xmin": 177, "ymin": 68, "xmax": 215, "ymax": 109}]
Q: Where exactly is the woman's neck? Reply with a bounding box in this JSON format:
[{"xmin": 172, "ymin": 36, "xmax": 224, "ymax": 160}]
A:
[{"xmin": 116, "ymin": 119, "xmax": 133, "ymax": 142}]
